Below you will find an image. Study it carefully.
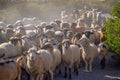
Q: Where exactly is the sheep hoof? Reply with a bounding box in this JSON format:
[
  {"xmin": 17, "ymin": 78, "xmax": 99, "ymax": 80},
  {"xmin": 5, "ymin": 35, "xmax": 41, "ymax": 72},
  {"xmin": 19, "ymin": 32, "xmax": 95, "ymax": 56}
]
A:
[
  {"xmin": 64, "ymin": 74, "xmax": 67, "ymax": 78},
  {"xmin": 69, "ymin": 75, "xmax": 72, "ymax": 79},
  {"xmin": 101, "ymin": 66, "xmax": 105, "ymax": 69},
  {"xmin": 89, "ymin": 70, "xmax": 92, "ymax": 72},
  {"xmin": 76, "ymin": 71, "xmax": 79, "ymax": 75},
  {"xmin": 84, "ymin": 70, "xmax": 89, "ymax": 72},
  {"xmin": 59, "ymin": 70, "xmax": 61, "ymax": 74}
]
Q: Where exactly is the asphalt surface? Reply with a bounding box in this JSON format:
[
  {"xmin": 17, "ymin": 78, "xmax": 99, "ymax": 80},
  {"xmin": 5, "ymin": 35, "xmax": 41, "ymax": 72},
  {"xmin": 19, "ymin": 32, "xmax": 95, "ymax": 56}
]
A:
[
  {"xmin": 54, "ymin": 65, "xmax": 120, "ymax": 80},
  {"xmin": 54, "ymin": 52, "xmax": 120, "ymax": 80}
]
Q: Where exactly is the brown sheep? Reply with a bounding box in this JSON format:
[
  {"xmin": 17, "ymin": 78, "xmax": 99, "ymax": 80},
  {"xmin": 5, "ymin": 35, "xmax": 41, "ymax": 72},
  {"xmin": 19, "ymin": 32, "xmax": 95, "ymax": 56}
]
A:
[{"xmin": 0, "ymin": 60, "xmax": 21, "ymax": 80}]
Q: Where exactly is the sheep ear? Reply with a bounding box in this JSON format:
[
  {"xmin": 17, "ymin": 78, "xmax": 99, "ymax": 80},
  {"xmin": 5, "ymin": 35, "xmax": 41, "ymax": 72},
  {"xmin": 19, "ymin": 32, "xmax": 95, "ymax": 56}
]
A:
[
  {"xmin": 36, "ymin": 52, "xmax": 41, "ymax": 55},
  {"xmin": 23, "ymin": 51, "xmax": 29, "ymax": 56},
  {"xmin": 36, "ymin": 51, "xmax": 41, "ymax": 55},
  {"xmin": 9, "ymin": 37, "xmax": 12, "ymax": 41},
  {"xmin": 17, "ymin": 38, "xmax": 21, "ymax": 41},
  {"xmin": 61, "ymin": 40, "xmax": 64, "ymax": 45},
  {"xmin": 16, "ymin": 56, "xmax": 23, "ymax": 63},
  {"xmin": 70, "ymin": 42, "xmax": 72, "ymax": 44}
]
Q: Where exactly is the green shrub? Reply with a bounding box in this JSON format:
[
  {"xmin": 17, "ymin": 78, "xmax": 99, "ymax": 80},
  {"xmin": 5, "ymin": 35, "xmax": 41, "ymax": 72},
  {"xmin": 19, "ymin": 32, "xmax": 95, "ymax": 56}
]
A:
[{"xmin": 104, "ymin": 2, "xmax": 120, "ymax": 58}]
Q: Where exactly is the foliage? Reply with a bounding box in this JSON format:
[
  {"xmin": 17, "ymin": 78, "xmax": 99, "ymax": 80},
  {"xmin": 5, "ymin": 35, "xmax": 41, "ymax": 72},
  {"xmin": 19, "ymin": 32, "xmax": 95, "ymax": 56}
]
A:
[
  {"xmin": 111, "ymin": 2, "xmax": 120, "ymax": 18},
  {"xmin": 104, "ymin": 2, "xmax": 120, "ymax": 57}
]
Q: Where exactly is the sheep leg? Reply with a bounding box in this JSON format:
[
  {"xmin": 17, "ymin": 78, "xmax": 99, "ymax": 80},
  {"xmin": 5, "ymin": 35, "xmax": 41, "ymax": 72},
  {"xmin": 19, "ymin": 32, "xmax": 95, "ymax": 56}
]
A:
[
  {"xmin": 100, "ymin": 57, "xmax": 106, "ymax": 69},
  {"xmin": 89, "ymin": 59, "xmax": 94, "ymax": 72},
  {"xmin": 44, "ymin": 72, "xmax": 48, "ymax": 80},
  {"xmin": 36, "ymin": 75, "xmax": 40, "ymax": 80},
  {"xmin": 64, "ymin": 67, "xmax": 67, "ymax": 78},
  {"xmin": 84, "ymin": 60, "xmax": 89, "ymax": 72},
  {"xmin": 16, "ymin": 65, "xmax": 21, "ymax": 80},
  {"xmin": 74, "ymin": 65, "xmax": 76, "ymax": 72},
  {"xmin": 58, "ymin": 64, "xmax": 62, "ymax": 74},
  {"xmin": 40, "ymin": 74, "xmax": 44, "ymax": 80},
  {"xmin": 68, "ymin": 67, "xmax": 72, "ymax": 79},
  {"xmin": 76, "ymin": 64, "xmax": 79, "ymax": 75},
  {"xmin": 59, "ymin": 68, "xmax": 61, "ymax": 74},
  {"xmin": 49, "ymin": 70, "xmax": 54, "ymax": 80},
  {"xmin": 74, "ymin": 63, "xmax": 79, "ymax": 75}
]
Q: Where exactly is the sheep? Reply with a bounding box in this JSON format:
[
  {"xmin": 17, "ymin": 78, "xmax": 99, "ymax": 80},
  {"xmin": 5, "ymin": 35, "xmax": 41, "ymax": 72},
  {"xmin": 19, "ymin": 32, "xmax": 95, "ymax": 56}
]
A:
[
  {"xmin": 55, "ymin": 30, "xmax": 64, "ymax": 43},
  {"xmin": 23, "ymin": 24, "xmax": 35, "ymax": 30},
  {"xmin": 54, "ymin": 19, "xmax": 61, "ymax": 28},
  {"xmin": 7, "ymin": 24, "xmax": 14, "ymax": 29},
  {"xmin": 37, "ymin": 34, "xmax": 48, "ymax": 48},
  {"xmin": 50, "ymin": 21, "xmax": 59, "ymax": 31},
  {"xmin": 41, "ymin": 22, "xmax": 47, "ymax": 32},
  {"xmin": 70, "ymin": 18, "xmax": 89, "ymax": 34},
  {"xmin": 15, "ymin": 26, "xmax": 26, "ymax": 36},
  {"xmin": 76, "ymin": 34, "xmax": 98, "ymax": 72},
  {"xmin": 71, "ymin": 9, "xmax": 80, "ymax": 21},
  {"xmin": 0, "ymin": 43, "xmax": 16, "ymax": 59},
  {"xmin": 60, "ymin": 22, "xmax": 70, "ymax": 29},
  {"xmin": 44, "ymin": 29, "xmax": 55, "ymax": 39},
  {"xmin": 0, "ymin": 27, "xmax": 8, "ymax": 44},
  {"xmin": 83, "ymin": 30, "xmax": 96, "ymax": 43},
  {"xmin": 35, "ymin": 25, "xmax": 43, "ymax": 35},
  {"xmin": 24, "ymin": 47, "xmax": 54, "ymax": 80},
  {"xmin": 44, "ymin": 25, "xmax": 54, "ymax": 32},
  {"xmin": 17, "ymin": 55, "xmax": 31, "ymax": 80},
  {"xmin": 62, "ymin": 39, "xmax": 81, "ymax": 79},
  {"xmin": 0, "ymin": 21, "xmax": 6, "ymax": 29},
  {"xmin": 61, "ymin": 11, "xmax": 68, "ymax": 22},
  {"xmin": 0, "ymin": 37, "xmax": 23, "ymax": 59},
  {"xmin": 21, "ymin": 32, "xmax": 41, "ymax": 51},
  {"xmin": 5, "ymin": 28, "xmax": 15, "ymax": 40},
  {"xmin": 14, "ymin": 20, "xmax": 23, "ymax": 28},
  {"xmin": 83, "ymin": 29, "xmax": 104, "ymax": 45},
  {"xmin": 66, "ymin": 30, "xmax": 74, "ymax": 41},
  {"xmin": 0, "ymin": 60, "xmax": 21, "ymax": 80},
  {"xmin": 71, "ymin": 32, "xmax": 82, "ymax": 44},
  {"xmin": 97, "ymin": 42, "xmax": 109, "ymax": 69},
  {"xmin": 22, "ymin": 17, "xmax": 35, "ymax": 25},
  {"xmin": 70, "ymin": 22, "xmax": 77, "ymax": 33},
  {"xmin": 41, "ymin": 42, "xmax": 62, "ymax": 72}
]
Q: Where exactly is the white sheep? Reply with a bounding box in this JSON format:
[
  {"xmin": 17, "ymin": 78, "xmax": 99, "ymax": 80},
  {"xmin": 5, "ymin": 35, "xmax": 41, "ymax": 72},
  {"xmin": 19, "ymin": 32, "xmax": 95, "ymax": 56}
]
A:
[
  {"xmin": 0, "ymin": 27, "xmax": 7, "ymax": 44},
  {"xmin": 24, "ymin": 47, "xmax": 54, "ymax": 80},
  {"xmin": 50, "ymin": 21, "xmax": 59, "ymax": 31},
  {"xmin": 5, "ymin": 28, "xmax": 15, "ymax": 40},
  {"xmin": 55, "ymin": 30, "xmax": 64, "ymax": 43},
  {"xmin": 76, "ymin": 34, "xmax": 98, "ymax": 72},
  {"xmin": 15, "ymin": 26, "xmax": 26, "ymax": 36},
  {"xmin": 44, "ymin": 29, "xmax": 55, "ymax": 39},
  {"xmin": 41, "ymin": 42, "xmax": 62, "ymax": 72},
  {"xmin": 62, "ymin": 39, "xmax": 81, "ymax": 79},
  {"xmin": 60, "ymin": 22, "xmax": 70, "ymax": 29},
  {"xmin": 0, "ymin": 37, "xmax": 23, "ymax": 59}
]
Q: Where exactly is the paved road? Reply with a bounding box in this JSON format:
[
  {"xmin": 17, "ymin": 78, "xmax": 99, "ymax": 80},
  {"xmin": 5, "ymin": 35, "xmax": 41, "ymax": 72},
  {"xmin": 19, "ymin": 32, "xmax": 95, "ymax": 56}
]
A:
[
  {"xmin": 54, "ymin": 52, "xmax": 120, "ymax": 80},
  {"xmin": 54, "ymin": 65, "xmax": 120, "ymax": 80}
]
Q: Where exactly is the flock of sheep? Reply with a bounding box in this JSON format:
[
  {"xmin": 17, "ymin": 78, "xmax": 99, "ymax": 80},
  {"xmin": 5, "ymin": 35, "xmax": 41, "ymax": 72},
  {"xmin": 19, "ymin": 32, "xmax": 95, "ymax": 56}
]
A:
[{"xmin": 0, "ymin": 7, "xmax": 109, "ymax": 80}]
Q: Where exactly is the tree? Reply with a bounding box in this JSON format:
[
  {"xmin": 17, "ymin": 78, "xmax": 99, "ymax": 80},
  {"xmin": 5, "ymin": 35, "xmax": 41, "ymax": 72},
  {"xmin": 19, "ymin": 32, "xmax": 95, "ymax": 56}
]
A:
[{"xmin": 104, "ymin": 2, "xmax": 120, "ymax": 60}]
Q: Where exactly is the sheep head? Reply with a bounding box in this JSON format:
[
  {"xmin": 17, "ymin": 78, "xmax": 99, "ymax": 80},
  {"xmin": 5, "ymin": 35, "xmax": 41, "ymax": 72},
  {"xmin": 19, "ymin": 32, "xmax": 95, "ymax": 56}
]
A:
[
  {"xmin": 41, "ymin": 42, "xmax": 53, "ymax": 54},
  {"xmin": 25, "ymin": 47, "xmax": 38, "ymax": 62},
  {"xmin": 77, "ymin": 34, "xmax": 90, "ymax": 47},
  {"xmin": 84, "ymin": 30, "xmax": 94, "ymax": 38},
  {"xmin": 62, "ymin": 39, "xmax": 71, "ymax": 49},
  {"xmin": 9, "ymin": 37, "xmax": 21, "ymax": 46}
]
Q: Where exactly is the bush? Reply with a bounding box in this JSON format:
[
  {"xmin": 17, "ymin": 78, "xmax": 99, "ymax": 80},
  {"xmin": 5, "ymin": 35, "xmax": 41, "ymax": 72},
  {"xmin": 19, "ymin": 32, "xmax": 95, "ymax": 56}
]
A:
[
  {"xmin": 111, "ymin": 1, "xmax": 120, "ymax": 18},
  {"xmin": 104, "ymin": 2, "xmax": 120, "ymax": 59}
]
